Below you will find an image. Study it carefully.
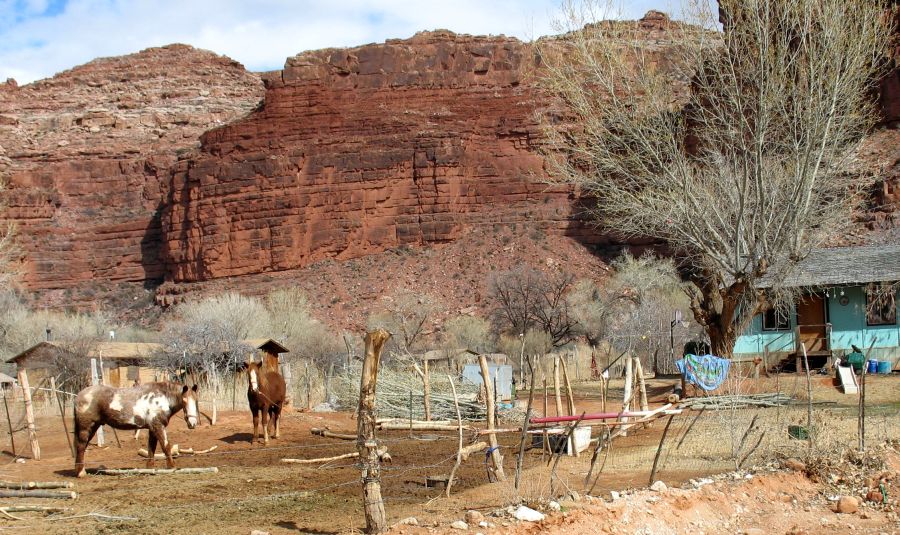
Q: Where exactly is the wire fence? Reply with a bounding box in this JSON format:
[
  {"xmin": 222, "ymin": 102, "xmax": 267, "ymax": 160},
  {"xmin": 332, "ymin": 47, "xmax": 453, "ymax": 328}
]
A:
[{"xmin": 0, "ymin": 363, "xmax": 896, "ymax": 534}]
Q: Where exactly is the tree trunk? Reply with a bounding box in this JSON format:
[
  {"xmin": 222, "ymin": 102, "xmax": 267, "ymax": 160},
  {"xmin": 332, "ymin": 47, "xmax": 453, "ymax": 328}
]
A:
[{"xmin": 357, "ymin": 330, "xmax": 391, "ymax": 534}]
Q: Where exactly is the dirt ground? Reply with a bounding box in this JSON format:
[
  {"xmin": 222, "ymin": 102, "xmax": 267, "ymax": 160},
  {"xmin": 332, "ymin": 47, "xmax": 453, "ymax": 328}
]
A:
[{"xmin": 0, "ymin": 374, "xmax": 896, "ymax": 534}]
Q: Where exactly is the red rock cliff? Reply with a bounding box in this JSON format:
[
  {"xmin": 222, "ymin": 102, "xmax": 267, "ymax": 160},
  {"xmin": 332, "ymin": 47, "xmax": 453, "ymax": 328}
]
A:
[
  {"xmin": 161, "ymin": 31, "xmax": 596, "ymax": 284},
  {"xmin": 0, "ymin": 45, "xmax": 263, "ymax": 299}
]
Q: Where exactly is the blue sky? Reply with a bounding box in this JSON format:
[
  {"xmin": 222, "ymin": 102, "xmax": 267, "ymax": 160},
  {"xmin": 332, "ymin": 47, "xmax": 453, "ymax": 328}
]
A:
[{"xmin": 0, "ymin": 0, "xmax": 683, "ymax": 84}]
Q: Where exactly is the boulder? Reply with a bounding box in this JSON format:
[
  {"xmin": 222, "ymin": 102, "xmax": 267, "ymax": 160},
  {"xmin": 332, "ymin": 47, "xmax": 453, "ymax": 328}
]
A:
[
  {"xmin": 464, "ymin": 510, "xmax": 484, "ymax": 524},
  {"xmin": 513, "ymin": 506, "xmax": 545, "ymax": 522},
  {"xmin": 835, "ymin": 496, "xmax": 859, "ymax": 514}
]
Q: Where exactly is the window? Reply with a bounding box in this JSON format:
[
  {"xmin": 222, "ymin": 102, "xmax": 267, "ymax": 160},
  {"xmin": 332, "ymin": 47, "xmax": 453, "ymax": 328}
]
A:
[
  {"xmin": 762, "ymin": 307, "xmax": 790, "ymax": 331},
  {"xmin": 866, "ymin": 284, "xmax": 897, "ymax": 326}
]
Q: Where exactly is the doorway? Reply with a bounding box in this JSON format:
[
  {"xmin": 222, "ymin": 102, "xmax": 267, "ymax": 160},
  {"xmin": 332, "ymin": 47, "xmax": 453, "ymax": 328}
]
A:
[{"xmin": 796, "ymin": 294, "xmax": 828, "ymax": 352}]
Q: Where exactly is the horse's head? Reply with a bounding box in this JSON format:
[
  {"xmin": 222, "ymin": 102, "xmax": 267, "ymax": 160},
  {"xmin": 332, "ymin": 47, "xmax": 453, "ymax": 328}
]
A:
[
  {"xmin": 246, "ymin": 360, "xmax": 262, "ymax": 394},
  {"xmin": 181, "ymin": 384, "xmax": 200, "ymax": 429}
]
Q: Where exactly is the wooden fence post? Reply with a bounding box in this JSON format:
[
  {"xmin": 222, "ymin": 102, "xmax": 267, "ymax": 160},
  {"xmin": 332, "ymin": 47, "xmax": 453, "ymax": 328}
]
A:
[
  {"xmin": 553, "ymin": 356, "xmax": 563, "ymax": 417},
  {"xmin": 620, "ymin": 357, "xmax": 633, "ymax": 437},
  {"xmin": 478, "ymin": 354, "xmax": 506, "ymax": 482},
  {"xmin": 90, "ymin": 359, "xmax": 104, "ymax": 447},
  {"xmin": 16, "ymin": 368, "xmax": 40, "ymax": 460},
  {"xmin": 2, "ymin": 388, "xmax": 15, "ymax": 456},
  {"xmin": 422, "ymin": 359, "xmax": 431, "ymax": 422},
  {"xmin": 357, "ymin": 330, "xmax": 391, "ymax": 534},
  {"xmin": 559, "ymin": 357, "xmax": 576, "ymax": 416},
  {"xmin": 633, "ymin": 358, "xmax": 650, "ymax": 414},
  {"xmin": 50, "ymin": 377, "xmax": 73, "ymax": 457},
  {"xmin": 515, "ymin": 356, "xmax": 537, "ymax": 490}
]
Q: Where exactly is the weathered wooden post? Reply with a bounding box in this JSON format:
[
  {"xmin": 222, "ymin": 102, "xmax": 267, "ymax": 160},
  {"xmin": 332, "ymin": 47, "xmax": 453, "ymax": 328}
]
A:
[
  {"xmin": 445, "ymin": 374, "xmax": 463, "ymax": 498},
  {"xmin": 90, "ymin": 358, "xmax": 104, "ymax": 447},
  {"xmin": 413, "ymin": 360, "xmax": 431, "ymax": 422},
  {"xmin": 50, "ymin": 377, "xmax": 73, "ymax": 457},
  {"xmin": 553, "ymin": 356, "xmax": 563, "ymax": 416},
  {"xmin": 559, "ymin": 356, "xmax": 577, "ymax": 416},
  {"xmin": 357, "ymin": 329, "xmax": 391, "ymax": 534},
  {"xmin": 16, "ymin": 368, "xmax": 40, "ymax": 460},
  {"xmin": 2, "ymin": 388, "xmax": 15, "ymax": 456},
  {"xmin": 542, "ymin": 376, "xmax": 549, "ymax": 458},
  {"xmin": 515, "ymin": 356, "xmax": 537, "ymax": 490},
  {"xmin": 633, "ymin": 358, "xmax": 650, "ymax": 414},
  {"xmin": 620, "ymin": 356, "xmax": 633, "ymax": 437},
  {"xmin": 478, "ymin": 354, "xmax": 506, "ymax": 482}
]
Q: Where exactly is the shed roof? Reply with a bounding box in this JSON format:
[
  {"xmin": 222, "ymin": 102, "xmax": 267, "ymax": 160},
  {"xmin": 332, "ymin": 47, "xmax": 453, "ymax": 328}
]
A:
[
  {"xmin": 0, "ymin": 372, "xmax": 16, "ymax": 384},
  {"xmin": 759, "ymin": 244, "xmax": 900, "ymax": 288},
  {"xmin": 90, "ymin": 342, "xmax": 163, "ymax": 360},
  {"xmin": 244, "ymin": 339, "xmax": 289, "ymax": 354}
]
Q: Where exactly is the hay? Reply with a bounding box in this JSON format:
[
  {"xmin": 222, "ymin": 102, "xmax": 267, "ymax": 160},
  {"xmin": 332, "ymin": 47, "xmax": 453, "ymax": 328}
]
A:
[{"xmin": 332, "ymin": 364, "xmax": 486, "ymax": 421}]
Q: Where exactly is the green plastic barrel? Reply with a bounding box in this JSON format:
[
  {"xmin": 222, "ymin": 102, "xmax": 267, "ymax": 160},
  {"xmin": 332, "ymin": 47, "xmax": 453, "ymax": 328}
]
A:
[{"xmin": 877, "ymin": 361, "xmax": 892, "ymax": 374}]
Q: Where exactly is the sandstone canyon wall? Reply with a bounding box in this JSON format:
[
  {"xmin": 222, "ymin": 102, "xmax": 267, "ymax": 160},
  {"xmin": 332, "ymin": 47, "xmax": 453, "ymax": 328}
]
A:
[
  {"xmin": 0, "ymin": 44, "xmax": 264, "ymax": 302},
  {"xmin": 160, "ymin": 30, "xmax": 598, "ymax": 285},
  {"xmin": 0, "ymin": 11, "xmax": 897, "ymax": 312}
]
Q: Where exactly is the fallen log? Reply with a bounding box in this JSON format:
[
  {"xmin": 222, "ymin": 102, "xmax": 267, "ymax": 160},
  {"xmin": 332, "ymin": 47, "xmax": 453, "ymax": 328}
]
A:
[
  {"xmin": 136, "ymin": 445, "xmax": 218, "ymax": 459},
  {"xmin": 282, "ymin": 452, "xmax": 359, "ymax": 464},
  {"xmin": 0, "ymin": 490, "xmax": 77, "ymax": 499},
  {"xmin": 0, "ymin": 481, "xmax": 74, "ymax": 490},
  {"xmin": 91, "ymin": 467, "xmax": 218, "ymax": 475},
  {"xmin": 311, "ymin": 428, "xmax": 356, "ymax": 440},
  {"xmin": 0, "ymin": 505, "xmax": 69, "ymax": 513},
  {"xmin": 282, "ymin": 445, "xmax": 391, "ymax": 465}
]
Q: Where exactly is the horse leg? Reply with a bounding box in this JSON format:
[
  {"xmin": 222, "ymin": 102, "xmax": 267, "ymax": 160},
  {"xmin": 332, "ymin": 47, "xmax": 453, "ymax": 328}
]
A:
[
  {"xmin": 251, "ymin": 406, "xmax": 260, "ymax": 445},
  {"xmin": 146, "ymin": 430, "xmax": 158, "ymax": 469},
  {"xmin": 158, "ymin": 426, "xmax": 176, "ymax": 469},
  {"xmin": 261, "ymin": 403, "xmax": 270, "ymax": 444},
  {"xmin": 74, "ymin": 420, "xmax": 100, "ymax": 478},
  {"xmin": 271, "ymin": 405, "xmax": 281, "ymax": 439}
]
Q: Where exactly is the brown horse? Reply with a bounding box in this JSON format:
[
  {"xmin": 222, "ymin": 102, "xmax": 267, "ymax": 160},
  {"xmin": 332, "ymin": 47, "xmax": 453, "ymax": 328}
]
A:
[
  {"xmin": 73, "ymin": 382, "xmax": 199, "ymax": 477},
  {"xmin": 246, "ymin": 360, "xmax": 286, "ymax": 444}
]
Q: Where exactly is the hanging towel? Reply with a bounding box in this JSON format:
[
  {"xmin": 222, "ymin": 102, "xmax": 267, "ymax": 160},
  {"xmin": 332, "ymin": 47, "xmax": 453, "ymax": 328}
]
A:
[{"xmin": 676, "ymin": 354, "xmax": 731, "ymax": 391}]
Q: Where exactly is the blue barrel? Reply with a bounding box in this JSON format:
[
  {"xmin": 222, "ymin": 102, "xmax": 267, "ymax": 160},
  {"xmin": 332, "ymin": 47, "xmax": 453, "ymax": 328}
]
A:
[
  {"xmin": 877, "ymin": 361, "xmax": 892, "ymax": 374},
  {"xmin": 867, "ymin": 360, "xmax": 878, "ymax": 374}
]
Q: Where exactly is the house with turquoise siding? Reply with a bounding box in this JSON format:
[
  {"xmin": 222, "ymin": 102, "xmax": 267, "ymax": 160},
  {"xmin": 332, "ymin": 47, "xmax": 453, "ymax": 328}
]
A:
[{"xmin": 734, "ymin": 244, "xmax": 900, "ymax": 371}]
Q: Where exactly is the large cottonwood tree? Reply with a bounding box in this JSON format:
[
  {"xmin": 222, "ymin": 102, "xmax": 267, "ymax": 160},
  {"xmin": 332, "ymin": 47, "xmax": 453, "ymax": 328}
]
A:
[{"xmin": 539, "ymin": 0, "xmax": 891, "ymax": 356}]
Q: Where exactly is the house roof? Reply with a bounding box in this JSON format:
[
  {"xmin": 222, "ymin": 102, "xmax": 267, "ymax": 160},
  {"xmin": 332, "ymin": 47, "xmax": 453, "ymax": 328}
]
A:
[
  {"xmin": 6, "ymin": 341, "xmax": 165, "ymax": 366},
  {"xmin": 759, "ymin": 244, "xmax": 900, "ymax": 288},
  {"xmin": 0, "ymin": 372, "xmax": 16, "ymax": 384}
]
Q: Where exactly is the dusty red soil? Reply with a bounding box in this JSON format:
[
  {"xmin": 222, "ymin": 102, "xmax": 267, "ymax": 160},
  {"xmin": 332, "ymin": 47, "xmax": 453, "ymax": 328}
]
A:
[{"xmin": 0, "ymin": 376, "xmax": 896, "ymax": 534}]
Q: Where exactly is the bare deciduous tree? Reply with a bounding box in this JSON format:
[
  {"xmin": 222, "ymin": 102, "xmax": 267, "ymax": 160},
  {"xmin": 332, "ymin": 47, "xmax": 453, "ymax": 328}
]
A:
[
  {"xmin": 267, "ymin": 289, "xmax": 343, "ymax": 367},
  {"xmin": 157, "ymin": 293, "xmax": 267, "ymax": 384},
  {"xmin": 539, "ymin": 0, "xmax": 890, "ymax": 355},
  {"xmin": 489, "ymin": 267, "xmax": 577, "ymax": 346},
  {"xmin": 443, "ymin": 315, "xmax": 495, "ymax": 354},
  {"xmin": 367, "ymin": 290, "xmax": 436, "ymax": 353}
]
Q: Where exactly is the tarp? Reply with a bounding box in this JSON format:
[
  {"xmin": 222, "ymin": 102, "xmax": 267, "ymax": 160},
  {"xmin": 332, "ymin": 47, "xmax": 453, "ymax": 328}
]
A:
[{"xmin": 676, "ymin": 354, "xmax": 731, "ymax": 391}]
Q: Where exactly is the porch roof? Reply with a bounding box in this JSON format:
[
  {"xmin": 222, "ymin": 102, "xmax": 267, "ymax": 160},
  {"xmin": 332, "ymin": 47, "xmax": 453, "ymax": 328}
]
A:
[{"xmin": 758, "ymin": 244, "xmax": 900, "ymax": 288}]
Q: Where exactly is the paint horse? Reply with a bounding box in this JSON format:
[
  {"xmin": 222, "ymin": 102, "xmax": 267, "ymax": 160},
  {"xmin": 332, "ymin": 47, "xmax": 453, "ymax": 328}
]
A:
[
  {"xmin": 246, "ymin": 359, "xmax": 286, "ymax": 444},
  {"xmin": 73, "ymin": 382, "xmax": 199, "ymax": 477}
]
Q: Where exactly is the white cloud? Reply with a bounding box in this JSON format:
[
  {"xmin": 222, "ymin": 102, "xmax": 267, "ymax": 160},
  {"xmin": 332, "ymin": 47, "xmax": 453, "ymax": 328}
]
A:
[{"xmin": 0, "ymin": 0, "xmax": 688, "ymax": 84}]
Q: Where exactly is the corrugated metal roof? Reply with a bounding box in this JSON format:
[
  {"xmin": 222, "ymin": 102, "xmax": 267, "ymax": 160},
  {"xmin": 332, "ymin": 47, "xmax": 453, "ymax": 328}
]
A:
[{"xmin": 759, "ymin": 244, "xmax": 900, "ymax": 288}]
